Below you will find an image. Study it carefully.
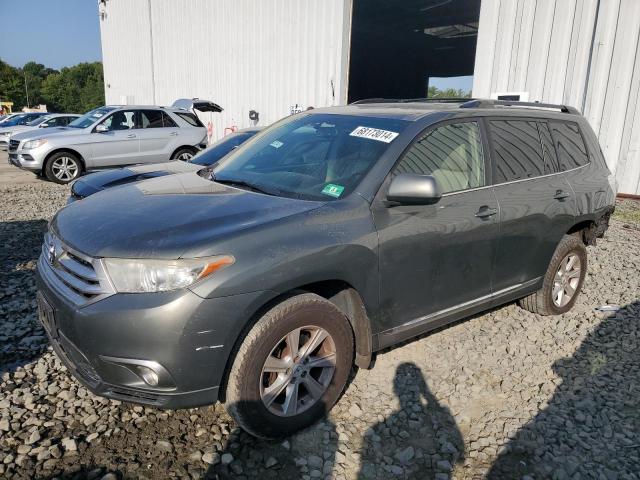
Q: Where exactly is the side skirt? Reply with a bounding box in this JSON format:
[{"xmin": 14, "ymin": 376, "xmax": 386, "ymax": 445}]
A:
[{"xmin": 373, "ymin": 277, "xmax": 542, "ymax": 351}]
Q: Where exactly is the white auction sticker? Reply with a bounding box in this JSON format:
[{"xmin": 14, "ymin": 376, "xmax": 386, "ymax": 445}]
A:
[{"xmin": 350, "ymin": 126, "xmax": 399, "ymax": 143}]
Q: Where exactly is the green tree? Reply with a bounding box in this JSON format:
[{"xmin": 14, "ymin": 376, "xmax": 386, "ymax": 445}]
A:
[
  {"xmin": 0, "ymin": 59, "xmax": 105, "ymax": 113},
  {"xmin": 427, "ymin": 86, "xmax": 472, "ymax": 99}
]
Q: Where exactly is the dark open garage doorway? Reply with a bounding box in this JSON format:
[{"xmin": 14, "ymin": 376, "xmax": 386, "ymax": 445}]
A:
[{"xmin": 347, "ymin": 0, "xmax": 481, "ymax": 103}]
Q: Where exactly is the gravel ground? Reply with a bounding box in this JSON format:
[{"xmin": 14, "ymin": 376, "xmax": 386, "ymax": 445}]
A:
[{"xmin": 1, "ymin": 178, "xmax": 639, "ymax": 480}]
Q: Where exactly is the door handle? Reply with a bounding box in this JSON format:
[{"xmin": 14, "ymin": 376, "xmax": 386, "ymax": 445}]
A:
[
  {"xmin": 554, "ymin": 190, "xmax": 570, "ymax": 200},
  {"xmin": 126, "ymin": 134, "xmax": 136, "ymax": 139},
  {"xmin": 169, "ymin": 132, "xmax": 179, "ymax": 136},
  {"xmin": 475, "ymin": 206, "xmax": 498, "ymax": 219}
]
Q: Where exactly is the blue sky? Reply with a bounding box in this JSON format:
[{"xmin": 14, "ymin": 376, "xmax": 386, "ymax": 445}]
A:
[
  {"xmin": 430, "ymin": 75, "xmax": 474, "ymax": 93},
  {"xmin": 0, "ymin": 0, "xmax": 102, "ymax": 69}
]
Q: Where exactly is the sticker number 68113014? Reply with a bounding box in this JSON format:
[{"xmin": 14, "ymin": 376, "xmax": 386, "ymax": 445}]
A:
[{"xmin": 349, "ymin": 126, "xmax": 399, "ymax": 143}]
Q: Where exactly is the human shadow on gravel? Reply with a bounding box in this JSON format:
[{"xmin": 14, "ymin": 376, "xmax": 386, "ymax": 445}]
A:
[
  {"xmin": 488, "ymin": 300, "xmax": 640, "ymax": 479},
  {"xmin": 205, "ymin": 399, "xmax": 338, "ymax": 479},
  {"xmin": 357, "ymin": 362, "xmax": 464, "ymax": 479},
  {"xmin": 0, "ymin": 219, "xmax": 49, "ymax": 374}
]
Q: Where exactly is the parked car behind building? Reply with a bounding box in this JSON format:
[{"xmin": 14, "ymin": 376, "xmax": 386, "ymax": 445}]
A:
[
  {"xmin": 36, "ymin": 100, "xmax": 615, "ymax": 439},
  {"xmin": 68, "ymin": 128, "xmax": 261, "ymax": 202},
  {"xmin": 8, "ymin": 99, "xmax": 221, "ymax": 184}
]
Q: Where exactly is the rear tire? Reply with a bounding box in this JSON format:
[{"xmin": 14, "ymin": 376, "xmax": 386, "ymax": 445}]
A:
[
  {"xmin": 518, "ymin": 234, "xmax": 587, "ymax": 315},
  {"xmin": 44, "ymin": 152, "xmax": 82, "ymax": 184},
  {"xmin": 224, "ymin": 293, "xmax": 354, "ymax": 439},
  {"xmin": 171, "ymin": 147, "xmax": 196, "ymax": 161}
]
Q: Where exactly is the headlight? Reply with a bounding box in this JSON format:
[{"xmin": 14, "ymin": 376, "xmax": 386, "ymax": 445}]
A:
[
  {"xmin": 23, "ymin": 139, "xmax": 47, "ymax": 149},
  {"xmin": 103, "ymin": 255, "xmax": 235, "ymax": 293}
]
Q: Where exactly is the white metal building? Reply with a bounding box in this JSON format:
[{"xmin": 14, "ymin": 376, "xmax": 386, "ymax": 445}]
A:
[{"xmin": 99, "ymin": 0, "xmax": 640, "ymax": 194}]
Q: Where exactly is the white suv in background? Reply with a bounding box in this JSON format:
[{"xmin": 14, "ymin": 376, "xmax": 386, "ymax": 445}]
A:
[{"xmin": 8, "ymin": 99, "xmax": 221, "ymax": 184}]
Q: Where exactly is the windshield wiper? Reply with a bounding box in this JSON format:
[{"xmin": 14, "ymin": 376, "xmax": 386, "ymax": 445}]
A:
[{"xmin": 211, "ymin": 174, "xmax": 276, "ymax": 196}]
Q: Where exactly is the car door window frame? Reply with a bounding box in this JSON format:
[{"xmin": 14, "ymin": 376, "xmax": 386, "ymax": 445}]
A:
[
  {"xmin": 486, "ymin": 116, "xmax": 549, "ymax": 184},
  {"xmin": 374, "ymin": 117, "xmax": 493, "ymax": 202},
  {"xmin": 95, "ymin": 110, "xmax": 140, "ymax": 132},
  {"xmin": 483, "ymin": 115, "xmax": 589, "ymax": 187}
]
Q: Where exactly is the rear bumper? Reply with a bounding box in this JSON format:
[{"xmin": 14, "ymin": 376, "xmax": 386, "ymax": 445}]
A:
[{"xmin": 36, "ymin": 255, "xmax": 269, "ymax": 409}]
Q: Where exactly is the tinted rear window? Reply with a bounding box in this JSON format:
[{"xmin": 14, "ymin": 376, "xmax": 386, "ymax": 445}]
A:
[
  {"xmin": 489, "ymin": 120, "xmax": 545, "ymax": 183},
  {"xmin": 175, "ymin": 112, "xmax": 204, "ymax": 127},
  {"xmin": 537, "ymin": 122, "xmax": 561, "ymax": 174},
  {"xmin": 549, "ymin": 121, "xmax": 590, "ymax": 170}
]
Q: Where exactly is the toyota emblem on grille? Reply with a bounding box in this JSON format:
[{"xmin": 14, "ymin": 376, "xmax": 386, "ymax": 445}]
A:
[{"xmin": 47, "ymin": 242, "xmax": 56, "ymax": 265}]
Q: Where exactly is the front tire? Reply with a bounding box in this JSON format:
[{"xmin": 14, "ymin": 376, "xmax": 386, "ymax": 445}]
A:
[
  {"xmin": 44, "ymin": 152, "xmax": 82, "ymax": 184},
  {"xmin": 518, "ymin": 234, "xmax": 587, "ymax": 315},
  {"xmin": 224, "ymin": 293, "xmax": 354, "ymax": 439}
]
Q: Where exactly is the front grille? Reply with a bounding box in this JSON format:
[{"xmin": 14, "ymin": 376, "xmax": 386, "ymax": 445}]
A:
[
  {"xmin": 40, "ymin": 233, "xmax": 114, "ymax": 305},
  {"xmin": 8, "ymin": 139, "xmax": 19, "ymax": 151}
]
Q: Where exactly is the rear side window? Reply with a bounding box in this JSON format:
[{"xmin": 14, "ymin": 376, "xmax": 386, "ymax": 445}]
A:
[
  {"xmin": 140, "ymin": 110, "xmax": 164, "ymax": 128},
  {"xmin": 175, "ymin": 112, "xmax": 204, "ymax": 128},
  {"xmin": 161, "ymin": 111, "xmax": 178, "ymax": 127},
  {"xmin": 537, "ymin": 122, "xmax": 561, "ymax": 174},
  {"xmin": 489, "ymin": 120, "xmax": 545, "ymax": 183},
  {"xmin": 549, "ymin": 121, "xmax": 590, "ymax": 170},
  {"xmin": 394, "ymin": 121, "xmax": 485, "ymax": 194}
]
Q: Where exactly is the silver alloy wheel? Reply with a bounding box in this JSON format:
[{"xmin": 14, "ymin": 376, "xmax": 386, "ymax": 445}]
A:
[
  {"xmin": 260, "ymin": 325, "xmax": 337, "ymax": 417},
  {"xmin": 177, "ymin": 151, "xmax": 193, "ymax": 160},
  {"xmin": 552, "ymin": 253, "xmax": 582, "ymax": 307},
  {"xmin": 51, "ymin": 156, "xmax": 79, "ymax": 182}
]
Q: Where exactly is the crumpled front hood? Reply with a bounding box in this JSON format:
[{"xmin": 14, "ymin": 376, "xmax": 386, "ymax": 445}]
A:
[
  {"xmin": 73, "ymin": 161, "xmax": 201, "ymax": 197},
  {"xmin": 53, "ymin": 172, "xmax": 325, "ymax": 259}
]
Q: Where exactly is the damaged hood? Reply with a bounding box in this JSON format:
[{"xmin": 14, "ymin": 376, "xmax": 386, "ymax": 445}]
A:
[
  {"xmin": 53, "ymin": 172, "xmax": 324, "ymax": 259},
  {"xmin": 72, "ymin": 161, "xmax": 202, "ymax": 197}
]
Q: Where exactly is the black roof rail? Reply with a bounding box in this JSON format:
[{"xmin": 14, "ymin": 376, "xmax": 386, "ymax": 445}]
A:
[
  {"xmin": 459, "ymin": 99, "xmax": 580, "ymax": 114},
  {"xmin": 351, "ymin": 97, "xmax": 475, "ymax": 105}
]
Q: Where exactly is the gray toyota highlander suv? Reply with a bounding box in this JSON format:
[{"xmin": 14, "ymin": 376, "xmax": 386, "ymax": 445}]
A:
[{"xmin": 36, "ymin": 99, "xmax": 616, "ymax": 438}]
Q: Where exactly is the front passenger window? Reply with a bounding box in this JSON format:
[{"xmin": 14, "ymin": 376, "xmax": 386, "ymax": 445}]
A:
[
  {"xmin": 101, "ymin": 111, "xmax": 136, "ymax": 131},
  {"xmin": 394, "ymin": 122, "xmax": 485, "ymax": 194}
]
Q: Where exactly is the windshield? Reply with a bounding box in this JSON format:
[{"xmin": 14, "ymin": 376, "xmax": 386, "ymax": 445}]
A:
[
  {"xmin": 27, "ymin": 116, "xmax": 50, "ymax": 126},
  {"xmin": 212, "ymin": 113, "xmax": 408, "ymax": 201},
  {"xmin": 68, "ymin": 107, "xmax": 116, "ymax": 129},
  {"xmin": 191, "ymin": 131, "xmax": 259, "ymax": 166},
  {"xmin": 0, "ymin": 114, "xmax": 28, "ymax": 127}
]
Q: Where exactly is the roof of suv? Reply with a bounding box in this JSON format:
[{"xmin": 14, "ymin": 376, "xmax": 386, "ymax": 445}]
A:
[{"xmin": 314, "ymin": 99, "xmax": 583, "ymax": 122}]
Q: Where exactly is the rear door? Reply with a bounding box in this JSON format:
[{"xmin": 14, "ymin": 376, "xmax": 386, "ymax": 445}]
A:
[
  {"xmin": 137, "ymin": 110, "xmax": 180, "ymax": 163},
  {"xmin": 89, "ymin": 110, "xmax": 140, "ymax": 167},
  {"xmin": 372, "ymin": 119, "xmax": 500, "ymax": 336},
  {"xmin": 488, "ymin": 118, "xmax": 575, "ymax": 292}
]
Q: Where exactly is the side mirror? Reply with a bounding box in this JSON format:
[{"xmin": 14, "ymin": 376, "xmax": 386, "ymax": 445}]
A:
[
  {"xmin": 95, "ymin": 124, "xmax": 108, "ymax": 133},
  {"xmin": 387, "ymin": 173, "xmax": 442, "ymax": 205},
  {"xmin": 39, "ymin": 123, "xmax": 49, "ymax": 128}
]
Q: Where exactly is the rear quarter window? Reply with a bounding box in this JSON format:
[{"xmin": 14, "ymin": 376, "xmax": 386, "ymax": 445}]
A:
[
  {"xmin": 549, "ymin": 121, "xmax": 590, "ymax": 170},
  {"xmin": 175, "ymin": 112, "xmax": 204, "ymax": 128}
]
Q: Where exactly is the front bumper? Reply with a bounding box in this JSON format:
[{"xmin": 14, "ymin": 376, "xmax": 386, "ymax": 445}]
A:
[
  {"xmin": 36, "ymin": 254, "xmax": 268, "ymax": 409},
  {"xmin": 8, "ymin": 145, "xmax": 47, "ymax": 171}
]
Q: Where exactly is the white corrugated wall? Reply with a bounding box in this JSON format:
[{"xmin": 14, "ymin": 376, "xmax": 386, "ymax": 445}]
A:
[
  {"xmin": 473, "ymin": 0, "xmax": 640, "ymax": 195},
  {"xmin": 99, "ymin": 0, "xmax": 351, "ymax": 141}
]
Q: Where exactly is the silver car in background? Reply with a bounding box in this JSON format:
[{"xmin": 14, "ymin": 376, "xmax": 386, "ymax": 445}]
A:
[
  {"xmin": 0, "ymin": 114, "xmax": 80, "ymax": 150},
  {"xmin": 0, "ymin": 112, "xmax": 51, "ymax": 149},
  {"xmin": 8, "ymin": 99, "xmax": 221, "ymax": 184}
]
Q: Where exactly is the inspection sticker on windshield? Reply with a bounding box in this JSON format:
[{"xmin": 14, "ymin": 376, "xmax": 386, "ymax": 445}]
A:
[
  {"xmin": 270, "ymin": 140, "xmax": 284, "ymax": 148},
  {"xmin": 322, "ymin": 183, "xmax": 345, "ymax": 198},
  {"xmin": 350, "ymin": 126, "xmax": 399, "ymax": 143}
]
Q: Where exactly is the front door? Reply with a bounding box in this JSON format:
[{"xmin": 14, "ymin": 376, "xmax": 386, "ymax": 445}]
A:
[
  {"xmin": 372, "ymin": 120, "xmax": 499, "ymax": 336},
  {"xmin": 89, "ymin": 110, "xmax": 140, "ymax": 167}
]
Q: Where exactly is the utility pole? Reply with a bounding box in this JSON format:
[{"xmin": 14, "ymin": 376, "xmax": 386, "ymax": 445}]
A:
[{"xmin": 24, "ymin": 72, "xmax": 30, "ymax": 108}]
